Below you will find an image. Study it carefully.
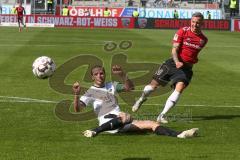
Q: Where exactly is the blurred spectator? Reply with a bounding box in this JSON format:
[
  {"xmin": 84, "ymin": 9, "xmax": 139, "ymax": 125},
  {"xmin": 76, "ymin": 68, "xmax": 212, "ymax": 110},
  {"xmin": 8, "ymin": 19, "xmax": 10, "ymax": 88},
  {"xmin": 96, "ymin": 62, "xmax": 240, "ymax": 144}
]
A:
[
  {"xmin": 47, "ymin": 0, "xmax": 53, "ymax": 13},
  {"xmin": 141, "ymin": 0, "xmax": 147, "ymax": 7},
  {"xmin": 0, "ymin": 3, "xmax": 2, "ymax": 14},
  {"xmin": 229, "ymin": 0, "xmax": 236, "ymax": 17},
  {"xmin": 68, "ymin": 0, "xmax": 73, "ymax": 5},
  {"xmin": 162, "ymin": 0, "xmax": 168, "ymax": 7},
  {"xmin": 103, "ymin": 7, "xmax": 110, "ymax": 17},
  {"xmin": 207, "ymin": 11, "xmax": 211, "ymax": 19},
  {"xmin": 84, "ymin": 8, "xmax": 90, "ymax": 16},
  {"xmin": 62, "ymin": 5, "xmax": 69, "ymax": 16},
  {"xmin": 128, "ymin": 0, "xmax": 134, "ymax": 6},
  {"xmin": 0, "ymin": 4, "xmax": 2, "ymax": 24},
  {"xmin": 132, "ymin": 8, "xmax": 139, "ymax": 18},
  {"xmin": 218, "ymin": 0, "xmax": 222, "ymax": 8},
  {"xmin": 154, "ymin": 0, "xmax": 162, "ymax": 7},
  {"xmin": 173, "ymin": 9, "xmax": 179, "ymax": 19},
  {"xmin": 168, "ymin": 0, "xmax": 173, "ymax": 7},
  {"xmin": 11, "ymin": 5, "xmax": 16, "ymax": 14},
  {"xmin": 224, "ymin": 0, "xmax": 230, "ymax": 6}
]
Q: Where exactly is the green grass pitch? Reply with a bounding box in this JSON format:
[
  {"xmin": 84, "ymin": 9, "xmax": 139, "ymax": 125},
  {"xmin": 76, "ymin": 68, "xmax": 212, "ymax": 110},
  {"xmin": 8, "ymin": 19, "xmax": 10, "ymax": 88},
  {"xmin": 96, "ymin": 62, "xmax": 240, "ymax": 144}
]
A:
[{"xmin": 0, "ymin": 27, "xmax": 240, "ymax": 160}]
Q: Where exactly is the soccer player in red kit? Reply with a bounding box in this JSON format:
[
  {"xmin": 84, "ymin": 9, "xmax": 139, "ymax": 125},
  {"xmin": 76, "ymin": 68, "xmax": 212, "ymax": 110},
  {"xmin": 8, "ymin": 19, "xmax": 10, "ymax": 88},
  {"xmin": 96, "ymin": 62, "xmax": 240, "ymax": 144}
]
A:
[
  {"xmin": 15, "ymin": 3, "xmax": 26, "ymax": 32},
  {"xmin": 132, "ymin": 12, "xmax": 208, "ymax": 123}
]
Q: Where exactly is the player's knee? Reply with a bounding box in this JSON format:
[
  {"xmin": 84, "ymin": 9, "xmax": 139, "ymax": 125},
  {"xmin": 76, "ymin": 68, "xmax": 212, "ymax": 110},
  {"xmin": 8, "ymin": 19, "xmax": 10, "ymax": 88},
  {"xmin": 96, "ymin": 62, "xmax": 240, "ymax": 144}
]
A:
[
  {"xmin": 143, "ymin": 120, "xmax": 159, "ymax": 130},
  {"xmin": 150, "ymin": 80, "xmax": 159, "ymax": 89},
  {"xmin": 119, "ymin": 112, "xmax": 133, "ymax": 124},
  {"xmin": 175, "ymin": 82, "xmax": 186, "ymax": 92}
]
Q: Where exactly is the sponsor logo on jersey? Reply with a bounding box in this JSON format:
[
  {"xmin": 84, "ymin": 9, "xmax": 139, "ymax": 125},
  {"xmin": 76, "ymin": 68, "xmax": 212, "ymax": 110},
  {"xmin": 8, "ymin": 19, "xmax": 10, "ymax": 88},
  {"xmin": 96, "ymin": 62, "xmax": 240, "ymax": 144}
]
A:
[{"xmin": 183, "ymin": 41, "xmax": 201, "ymax": 49}]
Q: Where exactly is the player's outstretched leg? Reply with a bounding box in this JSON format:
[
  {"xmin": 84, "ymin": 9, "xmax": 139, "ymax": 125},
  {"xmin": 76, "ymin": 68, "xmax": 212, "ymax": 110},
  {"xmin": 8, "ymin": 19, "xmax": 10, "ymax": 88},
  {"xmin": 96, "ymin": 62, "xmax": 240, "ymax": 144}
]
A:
[
  {"xmin": 129, "ymin": 120, "xmax": 198, "ymax": 138},
  {"xmin": 83, "ymin": 130, "xmax": 97, "ymax": 137},
  {"xmin": 82, "ymin": 114, "xmax": 129, "ymax": 138},
  {"xmin": 156, "ymin": 89, "xmax": 181, "ymax": 123},
  {"xmin": 83, "ymin": 118, "xmax": 121, "ymax": 137},
  {"xmin": 156, "ymin": 114, "xmax": 169, "ymax": 124},
  {"xmin": 157, "ymin": 82, "xmax": 183, "ymax": 123},
  {"xmin": 132, "ymin": 85, "xmax": 154, "ymax": 112},
  {"xmin": 155, "ymin": 126, "xmax": 199, "ymax": 138},
  {"xmin": 177, "ymin": 128, "xmax": 199, "ymax": 138}
]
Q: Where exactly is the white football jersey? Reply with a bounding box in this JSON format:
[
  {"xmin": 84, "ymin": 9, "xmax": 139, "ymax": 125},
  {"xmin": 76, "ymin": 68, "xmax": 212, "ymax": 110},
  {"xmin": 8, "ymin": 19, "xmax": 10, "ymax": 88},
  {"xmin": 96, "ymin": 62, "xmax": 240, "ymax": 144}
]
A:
[{"xmin": 80, "ymin": 82, "xmax": 122, "ymax": 126}]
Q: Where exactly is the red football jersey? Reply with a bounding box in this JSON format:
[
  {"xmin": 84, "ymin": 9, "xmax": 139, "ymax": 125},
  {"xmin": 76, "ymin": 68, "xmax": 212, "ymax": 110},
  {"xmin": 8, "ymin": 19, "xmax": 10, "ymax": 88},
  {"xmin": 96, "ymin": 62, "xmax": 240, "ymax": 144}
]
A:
[
  {"xmin": 172, "ymin": 27, "xmax": 208, "ymax": 64},
  {"xmin": 16, "ymin": 6, "xmax": 25, "ymax": 17}
]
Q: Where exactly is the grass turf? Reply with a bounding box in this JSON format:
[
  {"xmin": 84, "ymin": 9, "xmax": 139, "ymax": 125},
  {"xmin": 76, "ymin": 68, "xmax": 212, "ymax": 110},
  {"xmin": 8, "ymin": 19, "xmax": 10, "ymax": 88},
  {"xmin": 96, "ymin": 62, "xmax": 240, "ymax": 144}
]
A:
[{"xmin": 0, "ymin": 27, "xmax": 240, "ymax": 160}]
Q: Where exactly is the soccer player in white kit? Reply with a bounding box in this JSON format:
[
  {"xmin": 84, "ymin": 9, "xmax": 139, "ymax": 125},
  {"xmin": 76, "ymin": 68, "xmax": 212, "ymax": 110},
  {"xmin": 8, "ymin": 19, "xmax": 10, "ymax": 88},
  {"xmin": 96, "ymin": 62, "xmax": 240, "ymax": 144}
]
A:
[{"xmin": 73, "ymin": 65, "xmax": 198, "ymax": 138}]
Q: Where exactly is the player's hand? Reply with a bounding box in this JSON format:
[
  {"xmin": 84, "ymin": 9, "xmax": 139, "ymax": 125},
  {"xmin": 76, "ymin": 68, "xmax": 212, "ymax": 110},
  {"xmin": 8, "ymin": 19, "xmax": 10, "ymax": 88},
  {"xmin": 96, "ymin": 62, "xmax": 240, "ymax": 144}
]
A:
[
  {"xmin": 175, "ymin": 62, "xmax": 183, "ymax": 69},
  {"xmin": 73, "ymin": 81, "xmax": 81, "ymax": 95},
  {"xmin": 112, "ymin": 65, "xmax": 125, "ymax": 77}
]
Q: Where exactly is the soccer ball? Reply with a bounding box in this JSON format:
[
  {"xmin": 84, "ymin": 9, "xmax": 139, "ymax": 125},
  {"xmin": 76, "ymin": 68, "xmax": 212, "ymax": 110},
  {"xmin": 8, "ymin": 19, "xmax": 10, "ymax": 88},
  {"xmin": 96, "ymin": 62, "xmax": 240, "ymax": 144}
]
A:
[{"xmin": 32, "ymin": 56, "xmax": 56, "ymax": 79}]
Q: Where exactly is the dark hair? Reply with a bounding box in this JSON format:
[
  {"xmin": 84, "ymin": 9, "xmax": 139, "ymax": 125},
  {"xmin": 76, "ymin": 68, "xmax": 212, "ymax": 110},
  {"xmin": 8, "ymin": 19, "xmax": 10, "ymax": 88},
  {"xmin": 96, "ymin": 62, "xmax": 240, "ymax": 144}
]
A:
[
  {"xmin": 91, "ymin": 65, "xmax": 105, "ymax": 75},
  {"xmin": 192, "ymin": 12, "xmax": 204, "ymax": 20}
]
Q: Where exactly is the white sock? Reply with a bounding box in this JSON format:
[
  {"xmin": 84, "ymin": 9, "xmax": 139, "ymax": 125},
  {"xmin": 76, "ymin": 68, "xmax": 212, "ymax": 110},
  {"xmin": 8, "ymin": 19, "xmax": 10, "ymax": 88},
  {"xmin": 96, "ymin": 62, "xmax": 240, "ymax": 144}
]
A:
[
  {"xmin": 140, "ymin": 85, "xmax": 154, "ymax": 100},
  {"xmin": 160, "ymin": 90, "xmax": 181, "ymax": 116}
]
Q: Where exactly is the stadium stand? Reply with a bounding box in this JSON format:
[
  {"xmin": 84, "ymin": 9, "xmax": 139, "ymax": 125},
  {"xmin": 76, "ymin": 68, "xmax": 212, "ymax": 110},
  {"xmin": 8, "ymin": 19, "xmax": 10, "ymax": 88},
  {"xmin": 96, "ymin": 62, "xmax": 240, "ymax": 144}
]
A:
[
  {"xmin": 1, "ymin": 0, "xmax": 31, "ymax": 4},
  {"xmin": 72, "ymin": 0, "xmax": 131, "ymax": 7},
  {"xmin": 1, "ymin": 0, "xmax": 238, "ymax": 19},
  {"xmin": 148, "ymin": 0, "xmax": 221, "ymax": 9}
]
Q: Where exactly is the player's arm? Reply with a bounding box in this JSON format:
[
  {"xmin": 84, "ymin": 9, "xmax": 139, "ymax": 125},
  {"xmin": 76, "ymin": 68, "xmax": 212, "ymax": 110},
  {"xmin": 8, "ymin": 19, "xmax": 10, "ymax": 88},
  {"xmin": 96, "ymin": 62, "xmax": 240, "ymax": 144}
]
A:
[
  {"xmin": 171, "ymin": 42, "xmax": 180, "ymax": 63},
  {"xmin": 112, "ymin": 65, "xmax": 134, "ymax": 92},
  {"xmin": 172, "ymin": 30, "xmax": 184, "ymax": 69},
  {"xmin": 72, "ymin": 82, "xmax": 86, "ymax": 112},
  {"xmin": 172, "ymin": 43, "xmax": 183, "ymax": 69}
]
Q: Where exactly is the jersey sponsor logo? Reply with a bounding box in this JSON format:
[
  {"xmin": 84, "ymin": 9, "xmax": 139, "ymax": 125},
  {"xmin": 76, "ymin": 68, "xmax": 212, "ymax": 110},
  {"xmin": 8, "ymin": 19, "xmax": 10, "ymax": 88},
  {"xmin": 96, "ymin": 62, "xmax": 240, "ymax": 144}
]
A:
[{"xmin": 183, "ymin": 41, "xmax": 201, "ymax": 49}]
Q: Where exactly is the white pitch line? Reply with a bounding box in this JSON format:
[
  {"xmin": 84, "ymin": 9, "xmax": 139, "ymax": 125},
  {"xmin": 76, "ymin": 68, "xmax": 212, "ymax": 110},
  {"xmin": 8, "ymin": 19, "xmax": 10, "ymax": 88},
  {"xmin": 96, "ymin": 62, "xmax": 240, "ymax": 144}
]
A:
[
  {"xmin": 0, "ymin": 96, "xmax": 58, "ymax": 103},
  {"xmin": 119, "ymin": 103, "xmax": 240, "ymax": 108},
  {"xmin": 0, "ymin": 38, "xmax": 108, "ymax": 43},
  {"xmin": 0, "ymin": 96, "xmax": 239, "ymax": 108},
  {"xmin": 0, "ymin": 100, "xmax": 57, "ymax": 103},
  {"xmin": 207, "ymin": 45, "xmax": 240, "ymax": 48},
  {"xmin": 0, "ymin": 43, "xmax": 103, "ymax": 47},
  {"xmin": 0, "ymin": 44, "xmax": 56, "ymax": 47}
]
